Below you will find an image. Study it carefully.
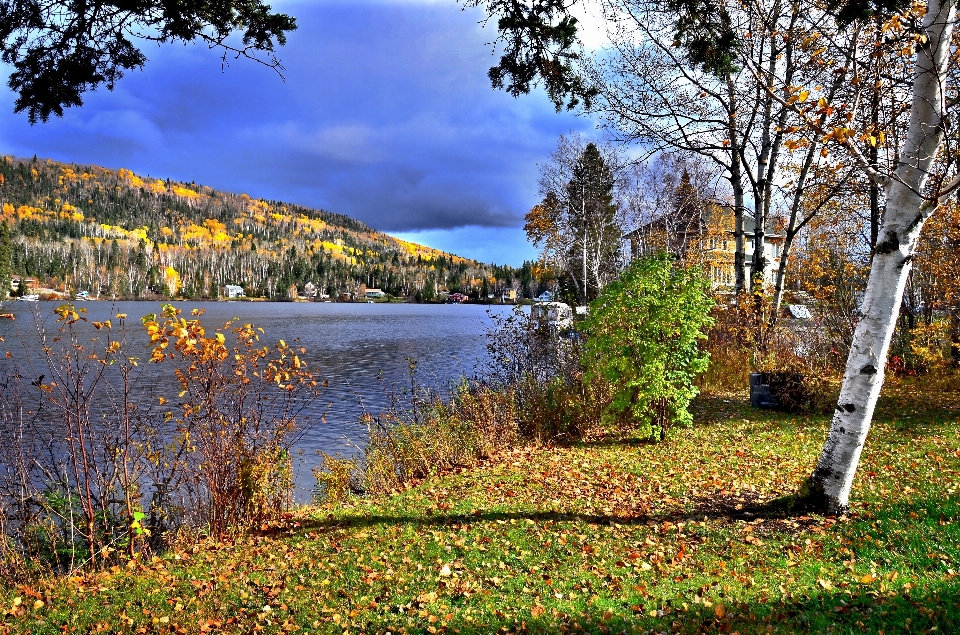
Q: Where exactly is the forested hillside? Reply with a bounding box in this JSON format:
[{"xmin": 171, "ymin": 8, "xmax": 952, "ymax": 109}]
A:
[{"xmin": 0, "ymin": 155, "xmax": 542, "ymax": 300}]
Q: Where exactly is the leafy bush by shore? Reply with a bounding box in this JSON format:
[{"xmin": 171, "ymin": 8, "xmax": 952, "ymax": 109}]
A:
[{"xmin": 582, "ymin": 255, "xmax": 714, "ymax": 441}]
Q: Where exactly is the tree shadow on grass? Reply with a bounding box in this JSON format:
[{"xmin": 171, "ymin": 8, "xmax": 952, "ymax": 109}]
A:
[
  {"xmin": 288, "ymin": 488, "xmax": 827, "ymax": 536},
  {"xmin": 330, "ymin": 573, "xmax": 959, "ymax": 634}
]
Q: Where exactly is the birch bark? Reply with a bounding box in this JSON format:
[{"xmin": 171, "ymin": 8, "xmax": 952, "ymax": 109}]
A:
[
  {"xmin": 727, "ymin": 75, "xmax": 748, "ymax": 294},
  {"xmin": 808, "ymin": 0, "xmax": 957, "ymax": 514}
]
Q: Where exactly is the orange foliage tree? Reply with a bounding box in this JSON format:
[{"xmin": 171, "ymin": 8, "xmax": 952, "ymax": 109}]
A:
[{"xmin": 143, "ymin": 305, "xmax": 321, "ymax": 536}]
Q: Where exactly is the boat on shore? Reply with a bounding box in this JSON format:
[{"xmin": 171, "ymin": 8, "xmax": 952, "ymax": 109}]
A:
[{"xmin": 18, "ymin": 294, "xmax": 39, "ymax": 302}]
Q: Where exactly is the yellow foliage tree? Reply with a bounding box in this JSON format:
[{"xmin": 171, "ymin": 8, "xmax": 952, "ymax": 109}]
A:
[{"xmin": 164, "ymin": 266, "xmax": 182, "ymax": 296}]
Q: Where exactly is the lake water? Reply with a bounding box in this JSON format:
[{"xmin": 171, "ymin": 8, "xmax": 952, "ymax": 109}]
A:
[{"xmin": 0, "ymin": 300, "xmax": 519, "ymax": 500}]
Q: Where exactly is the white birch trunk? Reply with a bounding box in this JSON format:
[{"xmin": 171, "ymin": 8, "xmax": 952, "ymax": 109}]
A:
[{"xmin": 809, "ymin": 0, "xmax": 956, "ymax": 514}]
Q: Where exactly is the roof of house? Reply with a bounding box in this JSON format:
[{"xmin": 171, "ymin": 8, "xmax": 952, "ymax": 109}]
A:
[{"xmin": 624, "ymin": 201, "xmax": 782, "ymax": 239}]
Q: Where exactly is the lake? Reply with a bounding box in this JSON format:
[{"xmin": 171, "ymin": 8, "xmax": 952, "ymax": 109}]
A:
[{"xmin": 0, "ymin": 300, "xmax": 519, "ymax": 500}]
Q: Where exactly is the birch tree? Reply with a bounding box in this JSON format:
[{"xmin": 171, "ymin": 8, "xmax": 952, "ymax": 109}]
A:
[
  {"xmin": 468, "ymin": 0, "xmax": 868, "ymax": 303},
  {"xmin": 801, "ymin": 0, "xmax": 959, "ymax": 513},
  {"xmin": 592, "ymin": 0, "xmax": 868, "ymax": 298},
  {"xmin": 585, "ymin": 3, "xmax": 753, "ymax": 291}
]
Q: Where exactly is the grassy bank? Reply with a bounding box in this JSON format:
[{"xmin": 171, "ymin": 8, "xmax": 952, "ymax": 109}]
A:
[{"xmin": 2, "ymin": 384, "xmax": 958, "ymax": 634}]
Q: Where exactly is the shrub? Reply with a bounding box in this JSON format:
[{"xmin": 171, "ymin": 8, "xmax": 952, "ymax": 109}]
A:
[
  {"xmin": 362, "ymin": 380, "xmax": 519, "ymax": 495},
  {"xmin": 313, "ymin": 454, "xmax": 361, "ymax": 504},
  {"xmin": 143, "ymin": 305, "xmax": 320, "ymax": 536},
  {"xmin": 581, "ymin": 255, "xmax": 714, "ymax": 441},
  {"xmin": 478, "ymin": 306, "xmax": 580, "ymax": 389},
  {"xmin": 477, "ymin": 306, "xmax": 593, "ymax": 441},
  {"xmin": 0, "ymin": 304, "xmax": 153, "ymax": 571},
  {"xmin": 0, "ymin": 303, "xmax": 321, "ymax": 579}
]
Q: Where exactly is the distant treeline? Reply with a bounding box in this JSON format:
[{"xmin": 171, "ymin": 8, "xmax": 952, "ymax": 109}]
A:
[{"xmin": 0, "ymin": 156, "xmax": 548, "ymax": 301}]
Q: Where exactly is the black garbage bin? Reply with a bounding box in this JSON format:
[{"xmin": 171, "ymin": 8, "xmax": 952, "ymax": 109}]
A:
[{"xmin": 749, "ymin": 372, "xmax": 778, "ymax": 409}]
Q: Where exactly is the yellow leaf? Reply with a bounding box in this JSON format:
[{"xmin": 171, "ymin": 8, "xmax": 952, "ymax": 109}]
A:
[
  {"xmin": 817, "ymin": 578, "xmax": 832, "ymax": 590},
  {"xmin": 860, "ymin": 574, "xmax": 877, "ymax": 584}
]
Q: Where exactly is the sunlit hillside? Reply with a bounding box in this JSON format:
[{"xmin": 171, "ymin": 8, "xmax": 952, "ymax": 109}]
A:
[{"xmin": 0, "ymin": 156, "xmax": 538, "ymax": 300}]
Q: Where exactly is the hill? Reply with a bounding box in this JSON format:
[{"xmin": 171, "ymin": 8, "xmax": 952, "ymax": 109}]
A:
[{"xmin": 0, "ymin": 155, "xmax": 540, "ymax": 300}]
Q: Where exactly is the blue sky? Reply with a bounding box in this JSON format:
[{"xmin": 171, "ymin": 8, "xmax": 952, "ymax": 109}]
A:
[{"xmin": 0, "ymin": 0, "xmax": 602, "ymax": 266}]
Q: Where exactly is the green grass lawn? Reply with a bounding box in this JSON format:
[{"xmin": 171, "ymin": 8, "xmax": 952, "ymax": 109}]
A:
[{"xmin": 3, "ymin": 385, "xmax": 959, "ymax": 634}]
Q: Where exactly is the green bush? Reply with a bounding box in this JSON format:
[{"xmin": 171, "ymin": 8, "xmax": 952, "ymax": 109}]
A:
[{"xmin": 581, "ymin": 255, "xmax": 714, "ymax": 441}]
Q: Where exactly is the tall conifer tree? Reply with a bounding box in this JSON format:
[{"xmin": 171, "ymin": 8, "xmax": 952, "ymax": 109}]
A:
[{"xmin": 565, "ymin": 143, "xmax": 621, "ymax": 303}]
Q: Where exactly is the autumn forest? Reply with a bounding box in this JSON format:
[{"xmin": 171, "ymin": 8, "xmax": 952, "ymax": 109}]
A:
[{"xmin": 0, "ymin": 155, "xmax": 540, "ymax": 301}]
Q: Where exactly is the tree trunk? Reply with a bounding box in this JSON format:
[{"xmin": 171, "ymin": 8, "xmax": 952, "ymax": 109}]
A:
[
  {"xmin": 806, "ymin": 0, "xmax": 956, "ymax": 514},
  {"xmin": 751, "ymin": 3, "xmax": 786, "ymax": 291},
  {"xmin": 771, "ymin": 229, "xmax": 794, "ymax": 318},
  {"xmin": 727, "ymin": 74, "xmax": 747, "ymax": 295},
  {"xmin": 868, "ymin": 15, "xmax": 883, "ymax": 252},
  {"xmin": 950, "ymin": 307, "xmax": 960, "ymax": 367}
]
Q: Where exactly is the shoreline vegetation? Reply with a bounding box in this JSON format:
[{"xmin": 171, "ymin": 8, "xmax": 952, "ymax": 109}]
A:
[
  {"xmin": 1, "ymin": 256, "xmax": 957, "ymax": 634},
  {"xmin": 5, "ymin": 292, "xmax": 524, "ymax": 304}
]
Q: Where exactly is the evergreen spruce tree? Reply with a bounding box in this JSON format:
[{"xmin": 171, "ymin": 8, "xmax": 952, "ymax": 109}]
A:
[{"xmin": 565, "ymin": 143, "xmax": 621, "ymax": 304}]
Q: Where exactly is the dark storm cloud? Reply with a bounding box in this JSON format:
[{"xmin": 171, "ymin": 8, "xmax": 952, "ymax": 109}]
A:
[{"xmin": 0, "ymin": 0, "xmax": 595, "ymax": 263}]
